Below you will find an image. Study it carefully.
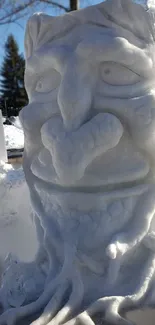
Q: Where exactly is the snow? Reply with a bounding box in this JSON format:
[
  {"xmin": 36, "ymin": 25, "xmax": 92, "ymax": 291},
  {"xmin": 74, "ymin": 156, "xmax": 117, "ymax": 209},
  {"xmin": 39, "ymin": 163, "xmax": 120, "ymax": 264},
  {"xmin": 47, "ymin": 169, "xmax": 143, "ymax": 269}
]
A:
[
  {"xmin": 0, "ymin": 123, "xmax": 38, "ymax": 266},
  {"xmin": 147, "ymin": 0, "xmax": 155, "ymax": 8},
  {"xmin": 9, "ymin": 116, "xmax": 22, "ymax": 130},
  {"xmin": 0, "ymin": 161, "xmax": 38, "ymax": 264},
  {"xmin": 4, "ymin": 124, "xmax": 24, "ymax": 150}
]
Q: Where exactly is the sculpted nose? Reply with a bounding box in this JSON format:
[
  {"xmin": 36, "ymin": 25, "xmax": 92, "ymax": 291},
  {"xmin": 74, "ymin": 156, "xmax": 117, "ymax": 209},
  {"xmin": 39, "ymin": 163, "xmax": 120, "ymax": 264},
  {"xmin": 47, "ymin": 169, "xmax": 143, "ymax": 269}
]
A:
[{"xmin": 58, "ymin": 55, "xmax": 95, "ymax": 131}]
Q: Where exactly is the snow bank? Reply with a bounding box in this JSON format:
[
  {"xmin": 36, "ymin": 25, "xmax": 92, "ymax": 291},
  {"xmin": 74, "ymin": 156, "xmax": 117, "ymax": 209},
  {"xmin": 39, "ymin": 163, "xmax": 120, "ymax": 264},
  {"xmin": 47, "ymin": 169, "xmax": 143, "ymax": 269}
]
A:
[
  {"xmin": 0, "ymin": 112, "xmax": 7, "ymax": 162},
  {"xmin": 4, "ymin": 125, "xmax": 24, "ymax": 150},
  {"xmin": 0, "ymin": 122, "xmax": 38, "ymax": 264},
  {"xmin": 0, "ymin": 162, "xmax": 38, "ymax": 263}
]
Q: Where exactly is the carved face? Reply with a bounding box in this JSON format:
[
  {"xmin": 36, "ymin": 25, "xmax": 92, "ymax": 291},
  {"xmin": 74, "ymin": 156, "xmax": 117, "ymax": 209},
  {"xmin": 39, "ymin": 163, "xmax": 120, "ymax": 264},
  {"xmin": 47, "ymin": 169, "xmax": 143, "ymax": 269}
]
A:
[
  {"xmin": 16, "ymin": 4, "xmax": 155, "ymax": 315},
  {"xmin": 20, "ymin": 0, "xmax": 155, "ymax": 191}
]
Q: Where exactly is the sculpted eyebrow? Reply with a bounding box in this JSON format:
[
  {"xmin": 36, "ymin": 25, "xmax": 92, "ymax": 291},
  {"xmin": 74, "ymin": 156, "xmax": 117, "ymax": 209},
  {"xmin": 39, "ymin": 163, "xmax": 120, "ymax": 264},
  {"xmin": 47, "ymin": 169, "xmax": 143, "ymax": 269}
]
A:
[
  {"xmin": 76, "ymin": 37, "xmax": 152, "ymax": 77},
  {"xmin": 27, "ymin": 44, "xmax": 70, "ymax": 76}
]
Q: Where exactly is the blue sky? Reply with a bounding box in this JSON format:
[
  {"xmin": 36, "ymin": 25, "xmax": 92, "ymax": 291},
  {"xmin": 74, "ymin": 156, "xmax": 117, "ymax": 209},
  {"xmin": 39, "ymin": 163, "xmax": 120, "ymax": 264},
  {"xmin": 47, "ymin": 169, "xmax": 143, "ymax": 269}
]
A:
[{"xmin": 0, "ymin": 0, "xmax": 101, "ymax": 66}]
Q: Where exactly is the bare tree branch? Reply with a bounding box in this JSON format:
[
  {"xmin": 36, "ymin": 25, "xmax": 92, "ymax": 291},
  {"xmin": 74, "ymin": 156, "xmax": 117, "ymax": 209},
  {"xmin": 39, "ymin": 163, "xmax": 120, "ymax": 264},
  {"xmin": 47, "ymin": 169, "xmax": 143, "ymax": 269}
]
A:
[
  {"xmin": 39, "ymin": 0, "xmax": 69, "ymax": 12},
  {"xmin": 0, "ymin": 0, "xmax": 71, "ymax": 26},
  {"xmin": 0, "ymin": 0, "xmax": 36, "ymax": 24}
]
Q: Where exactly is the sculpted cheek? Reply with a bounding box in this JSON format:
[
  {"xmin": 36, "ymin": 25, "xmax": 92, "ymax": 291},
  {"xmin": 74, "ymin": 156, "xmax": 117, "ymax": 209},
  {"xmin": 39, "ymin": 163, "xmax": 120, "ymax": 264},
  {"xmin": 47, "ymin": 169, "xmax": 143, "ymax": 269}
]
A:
[
  {"xmin": 134, "ymin": 106, "xmax": 153, "ymax": 126},
  {"xmin": 130, "ymin": 107, "xmax": 155, "ymax": 150}
]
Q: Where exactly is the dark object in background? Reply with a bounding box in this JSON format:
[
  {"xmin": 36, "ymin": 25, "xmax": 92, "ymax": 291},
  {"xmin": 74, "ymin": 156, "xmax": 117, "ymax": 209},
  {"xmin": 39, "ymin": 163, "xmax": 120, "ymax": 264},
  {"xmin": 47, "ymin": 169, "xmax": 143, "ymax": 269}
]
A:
[
  {"xmin": 0, "ymin": 35, "xmax": 28, "ymax": 117},
  {"xmin": 3, "ymin": 117, "xmax": 12, "ymax": 125}
]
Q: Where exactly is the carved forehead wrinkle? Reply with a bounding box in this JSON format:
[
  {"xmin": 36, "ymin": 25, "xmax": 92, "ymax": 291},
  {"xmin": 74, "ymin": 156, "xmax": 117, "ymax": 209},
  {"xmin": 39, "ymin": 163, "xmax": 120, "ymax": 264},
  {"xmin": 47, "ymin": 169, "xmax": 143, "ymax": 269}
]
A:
[
  {"xmin": 25, "ymin": 0, "xmax": 154, "ymax": 65},
  {"xmin": 25, "ymin": 26, "xmax": 111, "ymax": 73},
  {"xmin": 24, "ymin": 0, "xmax": 154, "ymax": 81},
  {"xmin": 26, "ymin": 23, "xmax": 152, "ymax": 76}
]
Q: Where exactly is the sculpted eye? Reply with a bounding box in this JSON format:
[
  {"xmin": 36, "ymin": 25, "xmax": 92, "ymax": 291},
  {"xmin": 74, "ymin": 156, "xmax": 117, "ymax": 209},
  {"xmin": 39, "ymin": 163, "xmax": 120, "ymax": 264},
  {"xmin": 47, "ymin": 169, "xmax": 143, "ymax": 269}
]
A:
[
  {"xmin": 100, "ymin": 62, "xmax": 141, "ymax": 86},
  {"xmin": 35, "ymin": 69, "xmax": 60, "ymax": 93}
]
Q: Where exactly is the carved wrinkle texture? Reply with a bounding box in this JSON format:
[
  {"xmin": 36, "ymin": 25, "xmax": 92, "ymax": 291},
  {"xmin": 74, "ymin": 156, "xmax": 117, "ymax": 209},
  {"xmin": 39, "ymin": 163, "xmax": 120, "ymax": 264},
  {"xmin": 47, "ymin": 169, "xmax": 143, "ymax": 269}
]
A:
[{"xmin": 1, "ymin": 1, "xmax": 155, "ymax": 325}]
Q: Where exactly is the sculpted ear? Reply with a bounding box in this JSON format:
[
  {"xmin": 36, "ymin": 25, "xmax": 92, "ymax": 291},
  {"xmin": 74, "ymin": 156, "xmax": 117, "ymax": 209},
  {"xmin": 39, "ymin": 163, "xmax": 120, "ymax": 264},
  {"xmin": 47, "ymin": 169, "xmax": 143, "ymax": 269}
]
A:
[
  {"xmin": 24, "ymin": 12, "xmax": 77, "ymax": 59},
  {"xmin": 24, "ymin": 13, "xmax": 43, "ymax": 59},
  {"xmin": 24, "ymin": 12, "xmax": 57, "ymax": 59}
]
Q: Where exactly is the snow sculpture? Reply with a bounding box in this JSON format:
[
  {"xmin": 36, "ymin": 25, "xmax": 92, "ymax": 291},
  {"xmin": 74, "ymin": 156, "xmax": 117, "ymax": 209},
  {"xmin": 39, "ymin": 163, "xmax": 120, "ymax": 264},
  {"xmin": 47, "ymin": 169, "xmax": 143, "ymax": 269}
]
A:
[{"xmin": 1, "ymin": 0, "xmax": 155, "ymax": 324}]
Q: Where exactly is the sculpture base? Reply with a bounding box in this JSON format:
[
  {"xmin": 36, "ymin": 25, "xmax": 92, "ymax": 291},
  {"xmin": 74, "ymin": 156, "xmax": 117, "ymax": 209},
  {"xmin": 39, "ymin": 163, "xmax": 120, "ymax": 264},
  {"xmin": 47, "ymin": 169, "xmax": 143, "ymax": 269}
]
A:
[
  {"xmin": 127, "ymin": 308, "xmax": 155, "ymax": 325},
  {"xmin": 1, "ymin": 184, "xmax": 155, "ymax": 325},
  {"xmin": 14, "ymin": 309, "xmax": 155, "ymax": 325}
]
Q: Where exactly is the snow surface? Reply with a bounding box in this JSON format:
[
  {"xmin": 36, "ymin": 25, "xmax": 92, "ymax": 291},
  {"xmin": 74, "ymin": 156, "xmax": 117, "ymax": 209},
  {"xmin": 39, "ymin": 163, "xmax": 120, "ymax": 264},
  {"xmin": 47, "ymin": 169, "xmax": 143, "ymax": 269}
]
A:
[
  {"xmin": 0, "ymin": 123, "xmax": 38, "ymax": 267},
  {"xmin": 4, "ymin": 124, "xmax": 24, "ymax": 150},
  {"xmin": 0, "ymin": 161, "xmax": 38, "ymax": 264}
]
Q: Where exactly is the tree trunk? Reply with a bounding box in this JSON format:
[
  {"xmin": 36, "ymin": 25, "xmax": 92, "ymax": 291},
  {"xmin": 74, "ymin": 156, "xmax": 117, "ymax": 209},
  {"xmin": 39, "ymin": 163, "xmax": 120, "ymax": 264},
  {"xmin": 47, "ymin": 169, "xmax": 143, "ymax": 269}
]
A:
[{"xmin": 70, "ymin": 0, "xmax": 79, "ymax": 11}]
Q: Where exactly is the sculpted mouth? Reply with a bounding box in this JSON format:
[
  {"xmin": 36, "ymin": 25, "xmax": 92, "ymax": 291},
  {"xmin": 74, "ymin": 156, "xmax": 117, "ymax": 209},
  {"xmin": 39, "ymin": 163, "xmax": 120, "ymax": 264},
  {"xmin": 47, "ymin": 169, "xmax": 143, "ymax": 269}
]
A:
[
  {"xmin": 32, "ymin": 172, "xmax": 150, "ymax": 194},
  {"xmin": 31, "ymin": 142, "xmax": 150, "ymax": 194}
]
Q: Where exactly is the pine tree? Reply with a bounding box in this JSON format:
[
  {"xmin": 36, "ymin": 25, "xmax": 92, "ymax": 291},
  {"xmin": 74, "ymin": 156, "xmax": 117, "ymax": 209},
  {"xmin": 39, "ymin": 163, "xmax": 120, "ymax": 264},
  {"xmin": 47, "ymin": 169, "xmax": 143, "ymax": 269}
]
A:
[{"xmin": 0, "ymin": 34, "xmax": 28, "ymax": 117}]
